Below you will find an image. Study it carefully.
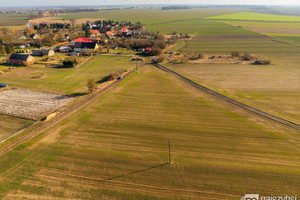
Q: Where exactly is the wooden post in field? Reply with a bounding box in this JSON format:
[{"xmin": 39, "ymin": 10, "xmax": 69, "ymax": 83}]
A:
[{"xmin": 168, "ymin": 140, "xmax": 171, "ymax": 164}]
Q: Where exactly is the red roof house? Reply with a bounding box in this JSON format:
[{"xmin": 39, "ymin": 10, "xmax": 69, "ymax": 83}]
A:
[
  {"xmin": 73, "ymin": 37, "xmax": 93, "ymax": 43},
  {"xmin": 90, "ymin": 30, "xmax": 100, "ymax": 36},
  {"xmin": 121, "ymin": 27, "xmax": 129, "ymax": 33}
]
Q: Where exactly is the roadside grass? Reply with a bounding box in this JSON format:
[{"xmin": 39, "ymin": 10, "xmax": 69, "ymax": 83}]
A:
[
  {"xmin": 0, "ymin": 115, "xmax": 33, "ymax": 142},
  {"xmin": 1, "ymin": 66, "xmax": 300, "ymax": 199},
  {"xmin": 206, "ymin": 11, "xmax": 300, "ymax": 22},
  {"xmin": 0, "ymin": 55, "xmax": 134, "ymax": 94}
]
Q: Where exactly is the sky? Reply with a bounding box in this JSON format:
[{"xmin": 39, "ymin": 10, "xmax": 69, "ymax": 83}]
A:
[{"xmin": 1, "ymin": 0, "xmax": 300, "ymax": 7}]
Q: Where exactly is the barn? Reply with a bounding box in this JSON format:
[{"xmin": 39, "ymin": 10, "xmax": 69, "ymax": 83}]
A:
[{"xmin": 8, "ymin": 54, "xmax": 35, "ymax": 66}]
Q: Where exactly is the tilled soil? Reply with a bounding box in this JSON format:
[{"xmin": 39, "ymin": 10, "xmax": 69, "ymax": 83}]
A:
[{"xmin": 0, "ymin": 89, "xmax": 73, "ymax": 120}]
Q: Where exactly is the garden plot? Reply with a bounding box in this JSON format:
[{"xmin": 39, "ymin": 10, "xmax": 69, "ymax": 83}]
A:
[{"xmin": 0, "ymin": 89, "xmax": 73, "ymax": 120}]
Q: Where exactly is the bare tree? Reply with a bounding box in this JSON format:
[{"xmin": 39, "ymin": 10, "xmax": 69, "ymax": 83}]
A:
[{"xmin": 87, "ymin": 78, "xmax": 96, "ymax": 93}]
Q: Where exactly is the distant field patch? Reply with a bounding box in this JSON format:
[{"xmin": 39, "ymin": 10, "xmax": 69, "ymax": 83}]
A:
[
  {"xmin": 59, "ymin": 8, "xmax": 246, "ymax": 25},
  {"xmin": 145, "ymin": 19, "xmax": 258, "ymax": 35},
  {"xmin": 222, "ymin": 20, "xmax": 300, "ymax": 36},
  {"xmin": 0, "ymin": 114, "xmax": 32, "ymax": 142},
  {"xmin": 169, "ymin": 35, "xmax": 300, "ymax": 54},
  {"xmin": 207, "ymin": 12, "xmax": 300, "ymax": 22},
  {"xmin": 0, "ymin": 14, "xmax": 29, "ymax": 26}
]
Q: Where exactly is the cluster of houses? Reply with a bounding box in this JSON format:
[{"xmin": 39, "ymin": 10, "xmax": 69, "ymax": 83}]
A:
[
  {"xmin": 7, "ymin": 22, "xmax": 144, "ymax": 66},
  {"xmin": 8, "ymin": 36, "xmax": 101, "ymax": 66}
]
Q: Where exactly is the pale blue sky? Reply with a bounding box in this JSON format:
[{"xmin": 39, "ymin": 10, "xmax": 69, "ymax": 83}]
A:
[{"xmin": 0, "ymin": 0, "xmax": 300, "ymax": 7}]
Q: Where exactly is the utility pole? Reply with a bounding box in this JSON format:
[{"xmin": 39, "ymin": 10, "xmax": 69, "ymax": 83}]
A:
[{"xmin": 168, "ymin": 140, "xmax": 171, "ymax": 164}]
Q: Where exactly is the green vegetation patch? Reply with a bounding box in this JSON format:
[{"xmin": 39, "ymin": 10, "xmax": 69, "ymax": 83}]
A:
[
  {"xmin": 207, "ymin": 12, "xmax": 300, "ymax": 22},
  {"xmin": 145, "ymin": 19, "xmax": 258, "ymax": 35}
]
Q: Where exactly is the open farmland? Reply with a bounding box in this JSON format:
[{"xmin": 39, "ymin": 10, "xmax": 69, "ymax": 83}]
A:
[
  {"xmin": 169, "ymin": 35, "xmax": 300, "ymax": 53},
  {"xmin": 0, "ymin": 14, "xmax": 29, "ymax": 26},
  {"xmin": 0, "ymin": 55, "xmax": 135, "ymax": 94},
  {"xmin": 0, "ymin": 115, "xmax": 32, "ymax": 143},
  {"xmin": 145, "ymin": 19, "xmax": 258, "ymax": 35},
  {"xmin": 59, "ymin": 8, "xmax": 247, "ymax": 25},
  {"xmin": 206, "ymin": 11, "xmax": 300, "ymax": 22},
  {"xmin": 165, "ymin": 51, "xmax": 300, "ymax": 124},
  {"xmin": 0, "ymin": 66, "xmax": 300, "ymax": 199}
]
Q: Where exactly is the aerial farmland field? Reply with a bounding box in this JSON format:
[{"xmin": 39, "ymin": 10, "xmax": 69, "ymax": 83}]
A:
[
  {"xmin": 0, "ymin": 66, "xmax": 299, "ymax": 199},
  {"xmin": 0, "ymin": 5, "xmax": 299, "ymax": 200}
]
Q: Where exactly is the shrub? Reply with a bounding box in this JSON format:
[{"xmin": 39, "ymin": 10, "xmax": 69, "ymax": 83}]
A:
[
  {"xmin": 63, "ymin": 57, "xmax": 78, "ymax": 68},
  {"xmin": 107, "ymin": 70, "xmax": 124, "ymax": 81},
  {"xmin": 231, "ymin": 51, "xmax": 240, "ymax": 57},
  {"xmin": 151, "ymin": 56, "xmax": 165, "ymax": 64},
  {"xmin": 150, "ymin": 47, "xmax": 162, "ymax": 56},
  {"xmin": 242, "ymin": 53, "xmax": 252, "ymax": 61},
  {"xmin": 253, "ymin": 59, "xmax": 271, "ymax": 65}
]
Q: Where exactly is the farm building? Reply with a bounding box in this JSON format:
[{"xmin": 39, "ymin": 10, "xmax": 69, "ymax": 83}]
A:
[
  {"xmin": 74, "ymin": 42, "xmax": 99, "ymax": 52},
  {"xmin": 32, "ymin": 49, "xmax": 55, "ymax": 56},
  {"xmin": 8, "ymin": 54, "xmax": 35, "ymax": 66}
]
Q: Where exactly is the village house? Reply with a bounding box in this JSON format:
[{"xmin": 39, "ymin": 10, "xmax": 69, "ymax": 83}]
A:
[
  {"xmin": 90, "ymin": 30, "xmax": 100, "ymax": 37},
  {"xmin": 74, "ymin": 42, "xmax": 99, "ymax": 52},
  {"xmin": 71, "ymin": 37, "xmax": 93, "ymax": 44},
  {"xmin": 32, "ymin": 49, "xmax": 55, "ymax": 56},
  {"xmin": 30, "ymin": 34, "xmax": 40, "ymax": 40},
  {"xmin": 8, "ymin": 54, "xmax": 35, "ymax": 66}
]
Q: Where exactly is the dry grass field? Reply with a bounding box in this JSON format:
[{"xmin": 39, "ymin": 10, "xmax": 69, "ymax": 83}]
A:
[
  {"xmin": 0, "ymin": 115, "xmax": 32, "ymax": 143},
  {"xmin": 0, "ymin": 66, "xmax": 299, "ymax": 199},
  {"xmin": 164, "ymin": 52, "xmax": 300, "ymax": 124}
]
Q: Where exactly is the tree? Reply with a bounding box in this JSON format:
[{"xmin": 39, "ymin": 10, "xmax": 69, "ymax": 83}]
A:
[
  {"xmin": 0, "ymin": 45, "xmax": 6, "ymax": 55},
  {"xmin": 70, "ymin": 19, "xmax": 76, "ymax": 29},
  {"xmin": 5, "ymin": 44, "xmax": 14, "ymax": 54},
  {"xmin": 85, "ymin": 28, "xmax": 91, "ymax": 38},
  {"xmin": 87, "ymin": 78, "xmax": 96, "ymax": 93}
]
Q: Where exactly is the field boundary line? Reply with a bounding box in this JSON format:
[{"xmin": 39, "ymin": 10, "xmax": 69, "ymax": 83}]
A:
[{"xmin": 153, "ymin": 64, "xmax": 300, "ymax": 130}]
